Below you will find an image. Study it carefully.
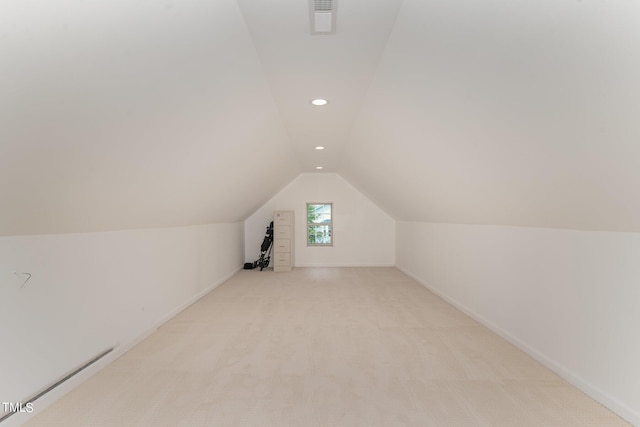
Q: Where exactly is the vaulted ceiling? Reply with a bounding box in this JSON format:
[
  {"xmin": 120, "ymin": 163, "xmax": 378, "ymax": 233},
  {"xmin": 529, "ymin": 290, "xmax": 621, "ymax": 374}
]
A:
[{"xmin": 2, "ymin": 0, "xmax": 640, "ymax": 235}]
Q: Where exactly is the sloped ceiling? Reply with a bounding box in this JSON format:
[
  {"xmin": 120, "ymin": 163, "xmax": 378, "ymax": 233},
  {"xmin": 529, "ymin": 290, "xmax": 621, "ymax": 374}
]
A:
[
  {"xmin": 0, "ymin": 0, "xmax": 299, "ymax": 235},
  {"xmin": 344, "ymin": 0, "xmax": 640, "ymax": 231},
  {"xmin": 2, "ymin": 0, "xmax": 640, "ymax": 235},
  {"xmin": 236, "ymin": 0, "xmax": 403, "ymax": 171}
]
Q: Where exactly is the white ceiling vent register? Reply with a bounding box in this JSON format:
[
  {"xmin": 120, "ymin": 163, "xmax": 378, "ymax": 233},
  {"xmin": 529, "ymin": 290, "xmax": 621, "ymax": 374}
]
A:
[{"xmin": 310, "ymin": 0, "xmax": 337, "ymax": 35}]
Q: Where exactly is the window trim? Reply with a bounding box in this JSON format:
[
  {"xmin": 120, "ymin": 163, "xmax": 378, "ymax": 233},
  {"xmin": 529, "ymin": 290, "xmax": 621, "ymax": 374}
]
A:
[{"xmin": 306, "ymin": 202, "xmax": 333, "ymax": 247}]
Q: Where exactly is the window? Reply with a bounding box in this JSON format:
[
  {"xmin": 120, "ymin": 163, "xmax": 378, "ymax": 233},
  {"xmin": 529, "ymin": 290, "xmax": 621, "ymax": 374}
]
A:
[{"xmin": 307, "ymin": 203, "xmax": 332, "ymax": 246}]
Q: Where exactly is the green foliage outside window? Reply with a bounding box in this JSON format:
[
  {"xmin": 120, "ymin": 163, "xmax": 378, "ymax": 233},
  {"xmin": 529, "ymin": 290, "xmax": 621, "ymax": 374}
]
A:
[{"xmin": 307, "ymin": 203, "xmax": 332, "ymax": 245}]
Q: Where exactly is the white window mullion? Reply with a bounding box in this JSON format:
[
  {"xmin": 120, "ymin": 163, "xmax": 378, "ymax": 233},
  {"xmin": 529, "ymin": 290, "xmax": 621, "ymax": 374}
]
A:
[{"xmin": 307, "ymin": 202, "xmax": 333, "ymax": 246}]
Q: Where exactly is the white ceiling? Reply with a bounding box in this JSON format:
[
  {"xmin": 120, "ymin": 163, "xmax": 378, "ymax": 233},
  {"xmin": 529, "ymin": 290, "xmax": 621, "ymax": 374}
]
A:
[
  {"xmin": 0, "ymin": 0, "xmax": 299, "ymax": 235},
  {"xmin": 2, "ymin": 0, "xmax": 640, "ymax": 235},
  {"xmin": 343, "ymin": 0, "xmax": 640, "ymax": 231},
  {"xmin": 236, "ymin": 0, "xmax": 403, "ymax": 171}
]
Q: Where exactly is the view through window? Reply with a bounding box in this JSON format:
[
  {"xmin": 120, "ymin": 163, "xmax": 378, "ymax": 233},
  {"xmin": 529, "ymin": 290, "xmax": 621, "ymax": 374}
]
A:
[{"xmin": 307, "ymin": 203, "xmax": 332, "ymax": 246}]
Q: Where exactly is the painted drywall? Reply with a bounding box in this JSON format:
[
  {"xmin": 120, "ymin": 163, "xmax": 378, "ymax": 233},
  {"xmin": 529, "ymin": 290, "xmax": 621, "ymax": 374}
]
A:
[
  {"xmin": 0, "ymin": 0, "xmax": 299, "ymax": 236},
  {"xmin": 244, "ymin": 173, "xmax": 395, "ymax": 268},
  {"xmin": 236, "ymin": 0, "xmax": 404, "ymax": 172},
  {"xmin": 0, "ymin": 222, "xmax": 243, "ymax": 425},
  {"xmin": 396, "ymin": 221, "xmax": 640, "ymax": 426},
  {"xmin": 344, "ymin": 0, "xmax": 640, "ymax": 232}
]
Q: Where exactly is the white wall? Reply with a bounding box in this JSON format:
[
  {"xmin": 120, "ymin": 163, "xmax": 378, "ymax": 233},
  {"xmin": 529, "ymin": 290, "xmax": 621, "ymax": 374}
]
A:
[
  {"xmin": 0, "ymin": 0, "xmax": 300, "ymax": 236},
  {"xmin": 245, "ymin": 173, "xmax": 395, "ymax": 267},
  {"xmin": 345, "ymin": 0, "xmax": 640, "ymax": 233},
  {"xmin": 0, "ymin": 222, "xmax": 243, "ymax": 426},
  {"xmin": 396, "ymin": 221, "xmax": 640, "ymax": 426}
]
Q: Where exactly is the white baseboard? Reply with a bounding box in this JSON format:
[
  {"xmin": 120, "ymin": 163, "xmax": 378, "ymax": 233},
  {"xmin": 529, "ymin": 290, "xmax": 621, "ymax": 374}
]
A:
[
  {"xmin": 294, "ymin": 263, "xmax": 396, "ymax": 268},
  {"xmin": 395, "ymin": 264, "xmax": 639, "ymax": 427},
  {"xmin": 152, "ymin": 267, "xmax": 240, "ymax": 330},
  {"xmin": 5, "ymin": 268, "xmax": 240, "ymax": 427}
]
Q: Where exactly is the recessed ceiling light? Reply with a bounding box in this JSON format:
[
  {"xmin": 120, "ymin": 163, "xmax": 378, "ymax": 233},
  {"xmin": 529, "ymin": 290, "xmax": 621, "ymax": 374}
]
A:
[
  {"xmin": 316, "ymin": 166, "xmax": 324, "ymax": 170},
  {"xmin": 311, "ymin": 99, "xmax": 328, "ymax": 106},
  {"xmin": 315, "ymin": 146, "xmax": 325, "ymax": 150}
]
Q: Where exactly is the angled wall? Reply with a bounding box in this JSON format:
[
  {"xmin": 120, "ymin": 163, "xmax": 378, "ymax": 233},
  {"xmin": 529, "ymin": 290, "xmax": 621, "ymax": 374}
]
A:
[
  {"xmin": 344, "ymin": 0, "xmax": 640, "ymax": 232},
  {"xmin": 0, "ymin": 223, "xmax": 243, "ymax": 425},
  {"xmin": 245, "ymin": 173, "xmax": 395, "ymax": 268},
  {"xmin": 0, "ymin": 0, "xmax": 299, "ymax": 236}
]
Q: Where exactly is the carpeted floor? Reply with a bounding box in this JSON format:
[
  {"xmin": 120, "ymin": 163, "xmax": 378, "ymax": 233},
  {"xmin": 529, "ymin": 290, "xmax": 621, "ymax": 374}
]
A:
[{"xmin": 25, "ymin": 267, "xmax": 630, "ymax": 426}]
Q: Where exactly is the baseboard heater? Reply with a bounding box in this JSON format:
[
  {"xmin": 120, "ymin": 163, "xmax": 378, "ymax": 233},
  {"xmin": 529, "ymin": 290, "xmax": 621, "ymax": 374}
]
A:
[{"xmin": 0, "ymin": 346, "xmax": 114, "ymax": 424}]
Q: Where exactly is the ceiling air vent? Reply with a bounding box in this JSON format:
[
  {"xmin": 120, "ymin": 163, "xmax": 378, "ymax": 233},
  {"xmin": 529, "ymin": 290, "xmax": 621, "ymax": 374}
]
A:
[{"xmin": 310, "ymin": 0, "xmax": 337, "ymax": 35}]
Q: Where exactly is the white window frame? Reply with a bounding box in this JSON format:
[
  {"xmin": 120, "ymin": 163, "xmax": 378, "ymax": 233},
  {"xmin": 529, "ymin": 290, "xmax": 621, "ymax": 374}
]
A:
[{"xmin": 306, "ymin": 202, "xmax": 333, "ymax": 247}]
